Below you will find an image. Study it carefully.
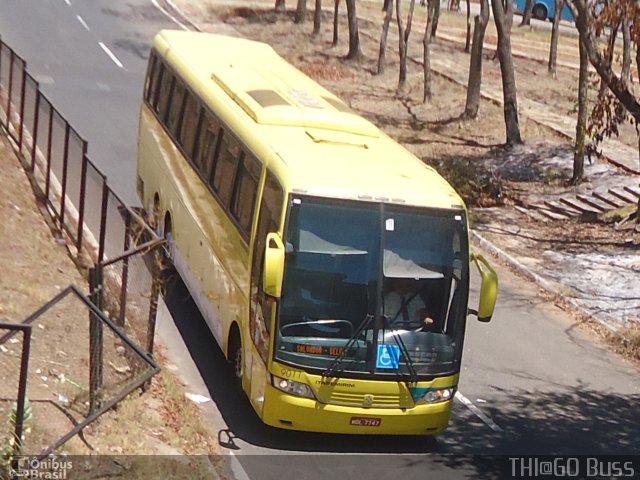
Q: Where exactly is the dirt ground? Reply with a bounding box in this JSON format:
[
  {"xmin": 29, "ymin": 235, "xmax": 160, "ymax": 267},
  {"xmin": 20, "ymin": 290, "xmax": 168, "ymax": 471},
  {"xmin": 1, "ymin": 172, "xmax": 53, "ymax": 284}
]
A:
[
  {"xmin": 0, "ymin": 133, "xmax": 226, "ymax": 475},
  {"xmin": 198, "ymin": 0, "xmax": 640, "ymax": 325}
]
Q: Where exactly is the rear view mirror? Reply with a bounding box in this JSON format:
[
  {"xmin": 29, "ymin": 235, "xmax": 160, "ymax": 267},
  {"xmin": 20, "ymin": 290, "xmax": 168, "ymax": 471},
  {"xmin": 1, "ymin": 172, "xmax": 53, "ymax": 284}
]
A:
[
  {"xmin": 471, "ymin": 254, "xmax": 498, "ymax": 322},
  {"xmin": 263, "ymin": 233, "xmax": 285, "ymax": 298}
]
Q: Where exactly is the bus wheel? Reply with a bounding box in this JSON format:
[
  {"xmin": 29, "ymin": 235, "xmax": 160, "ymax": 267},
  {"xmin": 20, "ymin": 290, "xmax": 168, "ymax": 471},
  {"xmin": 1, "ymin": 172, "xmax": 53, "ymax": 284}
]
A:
[
  {"xmin": 228, "ymin": 326, "xmax": 243, "ymax": 383},
  {"xmin": 532, "ymin": 4, "xmax": 548, "ymax": 20}
]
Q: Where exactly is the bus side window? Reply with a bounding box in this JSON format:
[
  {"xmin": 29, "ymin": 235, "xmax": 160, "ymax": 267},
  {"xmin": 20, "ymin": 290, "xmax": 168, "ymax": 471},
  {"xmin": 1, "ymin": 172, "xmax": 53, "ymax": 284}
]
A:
[
  {"xmin": 194, "ymin": 113, "xmax": 222, "ymax": 180},
  {"xmin": 150, "ymin": 60, "xmax": 165, "ymax": 113},
  {"xmin": 156, "ymin": 71, "xmax": 174, "ymax": 121},
  {"xmin": 144, "ymin": 53, "xmax": 158, "ymax": 103},
  {"xmin": 211, "ymin": 133, "xmax": 241, "ymax": 208},
  {"xmin": 231, "ymin": 153, "xmax": 262, "ymax": 236},
  {"xmin": 166, "ymin": 79, "xmax": 186, "ymax": 138},
  {"xmin": 179, "ymin": 92, "xmax": 201, "ymax": 159}
]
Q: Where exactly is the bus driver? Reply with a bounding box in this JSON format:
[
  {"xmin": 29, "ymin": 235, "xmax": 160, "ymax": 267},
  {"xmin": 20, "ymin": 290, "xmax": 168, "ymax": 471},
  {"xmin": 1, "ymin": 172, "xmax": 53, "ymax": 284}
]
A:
[{"xmin": 383, "ymin": 277, "xmax": 439, "ymax": 332}]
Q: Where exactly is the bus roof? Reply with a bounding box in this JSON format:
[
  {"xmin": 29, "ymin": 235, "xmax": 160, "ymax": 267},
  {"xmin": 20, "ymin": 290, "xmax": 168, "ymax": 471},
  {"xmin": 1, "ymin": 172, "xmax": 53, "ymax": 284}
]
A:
[{"xmin": 153, "ymin": 30, "xmax": 465, "ymax": 211}]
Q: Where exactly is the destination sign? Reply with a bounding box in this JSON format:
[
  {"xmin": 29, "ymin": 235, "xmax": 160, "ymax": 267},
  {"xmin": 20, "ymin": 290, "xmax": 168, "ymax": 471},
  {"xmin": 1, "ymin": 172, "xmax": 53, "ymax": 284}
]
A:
[{"xmin": 294, "ymin": 344, "xmax": 352, "ymax": 356}]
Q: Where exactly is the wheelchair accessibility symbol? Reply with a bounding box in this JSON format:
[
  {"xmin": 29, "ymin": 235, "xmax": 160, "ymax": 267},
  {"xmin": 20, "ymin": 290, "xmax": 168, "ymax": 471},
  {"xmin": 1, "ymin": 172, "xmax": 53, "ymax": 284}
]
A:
[{"xmin": 376, "ymin": 344, "xmax": 400, "ymax": 369}]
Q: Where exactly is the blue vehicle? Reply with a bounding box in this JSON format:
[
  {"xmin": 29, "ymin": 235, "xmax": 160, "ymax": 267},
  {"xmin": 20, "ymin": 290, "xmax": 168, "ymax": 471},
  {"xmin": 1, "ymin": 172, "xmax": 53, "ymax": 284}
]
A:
[{"xmin": 514, "ymin": 0, "xmax": 575, "ymax": 22}]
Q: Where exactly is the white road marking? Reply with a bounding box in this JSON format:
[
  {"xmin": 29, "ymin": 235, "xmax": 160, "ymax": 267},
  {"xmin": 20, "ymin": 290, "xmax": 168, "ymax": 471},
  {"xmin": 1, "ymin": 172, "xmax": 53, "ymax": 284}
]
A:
[
  {"xmin": 64, "ymin": 0, "xmax": 71, "ymax": 6},
  {"xmin": 151, "ymin": 0, "xmax": 190, "ymax": 31},
  {"xmin": 76, "ymin": 15, "xmax": 90, "ymax": 31},
  {"xmin": 455, "ymin": 391, "xmax": 504, "ymax": 433},
  {"xmin": 230, "ymin": 454, "xmax": 251, "ymax": 480},
  {"xmin": 98, "ymin": 42, "xmax": 124, "ymax": 69},
  {"xmin": 164, "ymin": 0, "xmax": 201, "ymax": 31}
]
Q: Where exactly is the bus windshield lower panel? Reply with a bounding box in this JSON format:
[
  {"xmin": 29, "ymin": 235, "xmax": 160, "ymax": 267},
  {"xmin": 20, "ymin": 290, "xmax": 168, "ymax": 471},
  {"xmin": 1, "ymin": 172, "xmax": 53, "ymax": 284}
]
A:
[{"xmin": 274, "ymin": 196, "xmax": 470, "ymax": 380}]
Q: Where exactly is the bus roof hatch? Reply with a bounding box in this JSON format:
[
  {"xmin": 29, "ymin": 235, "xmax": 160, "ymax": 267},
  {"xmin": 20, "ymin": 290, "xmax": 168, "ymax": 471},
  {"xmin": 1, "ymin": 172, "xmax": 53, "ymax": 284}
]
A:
[{"xmin": 210, "ymin": 63, "xmax": 380, "ymax": 138}]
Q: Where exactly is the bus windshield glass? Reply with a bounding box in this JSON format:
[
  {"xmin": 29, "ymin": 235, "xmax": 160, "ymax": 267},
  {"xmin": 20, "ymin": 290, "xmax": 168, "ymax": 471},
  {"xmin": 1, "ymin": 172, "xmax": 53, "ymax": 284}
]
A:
[{"xmin": 275, "ymin": 196, "xmax": 469, "ymax": 379}]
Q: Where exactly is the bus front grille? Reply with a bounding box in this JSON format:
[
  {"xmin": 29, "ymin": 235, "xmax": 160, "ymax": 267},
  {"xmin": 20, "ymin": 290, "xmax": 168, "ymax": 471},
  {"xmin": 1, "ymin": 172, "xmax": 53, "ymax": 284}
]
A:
[{"xmin": 320, "ymin": 391, "xmax": 413, "ymax": 408}]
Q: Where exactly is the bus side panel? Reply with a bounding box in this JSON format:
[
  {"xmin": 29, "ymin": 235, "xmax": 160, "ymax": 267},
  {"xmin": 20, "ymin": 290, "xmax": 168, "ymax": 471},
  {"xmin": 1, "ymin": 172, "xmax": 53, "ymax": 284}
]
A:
[
  {"xmin": 137, "ymin": 106, "xmax": 252, "ymax": 386},
  {"xmin": 513, "ymin": 0, "xmax": 526, "ymax": 14},
  {"xmin": 249, "ymin": 343, "xmax": 268, "ymax": 415}
]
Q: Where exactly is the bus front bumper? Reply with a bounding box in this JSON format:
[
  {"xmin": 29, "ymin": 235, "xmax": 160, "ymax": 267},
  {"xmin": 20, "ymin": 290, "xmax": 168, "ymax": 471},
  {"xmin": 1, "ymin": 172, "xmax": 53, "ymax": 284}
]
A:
[{"xmin": 262, "ymin": 385, "xmax": 453, "ymax": 435}]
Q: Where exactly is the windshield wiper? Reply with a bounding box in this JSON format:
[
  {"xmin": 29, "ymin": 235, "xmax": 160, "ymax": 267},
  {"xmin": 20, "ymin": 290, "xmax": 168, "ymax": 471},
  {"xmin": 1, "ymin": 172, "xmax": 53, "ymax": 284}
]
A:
[{"xmin": 323, "ymin": 314, "xmax": 374, "ymax": 378}]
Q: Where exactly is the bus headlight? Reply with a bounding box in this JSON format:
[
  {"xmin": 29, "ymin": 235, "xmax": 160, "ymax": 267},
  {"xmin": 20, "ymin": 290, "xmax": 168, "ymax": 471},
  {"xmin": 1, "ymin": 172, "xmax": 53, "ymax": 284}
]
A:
[
  {"xmin": 416, "ymin": 387, "xmax": 455, "ymax": 404},
  {"xmin": 271, "ymin": 375, "xmax": 315, "ymax": 399}
]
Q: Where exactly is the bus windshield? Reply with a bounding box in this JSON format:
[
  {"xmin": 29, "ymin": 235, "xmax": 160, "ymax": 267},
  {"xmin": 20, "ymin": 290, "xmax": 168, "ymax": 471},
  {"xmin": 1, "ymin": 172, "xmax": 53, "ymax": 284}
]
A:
[{"xmin": 275, "ymin": 196, "xmax": 469, "ymax": 380}]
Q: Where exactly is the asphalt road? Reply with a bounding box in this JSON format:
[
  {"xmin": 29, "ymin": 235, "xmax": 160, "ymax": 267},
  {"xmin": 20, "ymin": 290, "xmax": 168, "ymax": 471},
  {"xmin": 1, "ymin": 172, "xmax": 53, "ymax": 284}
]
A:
[{"xmin": 1, "ymin": 1, "xmax": 638, "ymax": 478}]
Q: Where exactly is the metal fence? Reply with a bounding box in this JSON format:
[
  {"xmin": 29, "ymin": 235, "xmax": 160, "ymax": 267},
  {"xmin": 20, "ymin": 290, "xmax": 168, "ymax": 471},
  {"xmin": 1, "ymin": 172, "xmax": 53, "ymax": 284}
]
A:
[
  {"xmin": 0, "ymin": 37, "xmax": 164, "ymax": 341},
  {"xmin": 0, "ymin": 322, "xmax": 31, "ymax": 470},
  {"xmin": 0, "ymin": 37, "xmax": 164, "ymax": 458},
  {"xmin": 0, "ymin": 288, "xmax": 160, "ymax": 461},
  {"xmin": 0, "ymin": 38, "xmax": 159, "ymax": 267}
]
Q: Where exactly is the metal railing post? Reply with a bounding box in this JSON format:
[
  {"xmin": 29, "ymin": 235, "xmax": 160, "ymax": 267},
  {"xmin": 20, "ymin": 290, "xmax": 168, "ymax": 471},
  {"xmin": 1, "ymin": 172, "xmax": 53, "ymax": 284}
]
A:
[
  {"xmin": 18, "ymin": 61, "xmax": 26, "ymax": 152},
  {"xmin": 5, "ymin": 48, "xmax": 14, "ymax": 130},
  {"xmin": 59, "ymin": 123, "xmax": 71, "ymax": 232},
  {"xmin": 76, "ymin": 149, "xmax": 88, "ymax": 253},
  {"xmin": 118, "ymin": 210, "xmax": 131, "ymax": 328},
  {"xmin": 12, "ymin": 325, "xmax": 31, "ymax": 459},
  {"xmin": 44, "ymin": 105, "xmax": 53, "ymax": 201},
  {"xmin": 89, "ymin": 267, "xmax": 104, "ymax": 414},
  {"xmin": 98, "ymin": 180, "xmax": 109, "ymax": 264},
  {"xmin": 30, "ymin": 88, "xmax": 40, "ymax": 172}
]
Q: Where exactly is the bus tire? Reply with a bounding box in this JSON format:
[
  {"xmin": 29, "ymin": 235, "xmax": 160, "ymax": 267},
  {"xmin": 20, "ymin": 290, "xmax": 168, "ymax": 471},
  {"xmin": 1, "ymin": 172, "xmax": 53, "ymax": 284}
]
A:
[
  {"xmin": 532, "ymin": 4, "xmax": 548, "ymax": 20},
  {"xmin": 228, "ymin": 325, "xmax": 243, "ymax": 383}
]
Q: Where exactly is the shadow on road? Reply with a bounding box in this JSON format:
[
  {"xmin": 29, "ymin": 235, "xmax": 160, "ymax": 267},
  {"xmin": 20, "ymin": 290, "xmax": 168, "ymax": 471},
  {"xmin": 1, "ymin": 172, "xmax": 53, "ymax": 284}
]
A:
[
  {"xmin": 163, "ymin": 276, "xmax": 443, "ymax": 454},
  {"xmin": 164, "ymin": 276, "xmax": 640, "ymax": 459}
]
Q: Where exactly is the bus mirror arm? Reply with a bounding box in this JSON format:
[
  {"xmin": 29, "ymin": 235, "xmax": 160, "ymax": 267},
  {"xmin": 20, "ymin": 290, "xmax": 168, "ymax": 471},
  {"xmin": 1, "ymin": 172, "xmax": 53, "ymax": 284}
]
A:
[
  {"xmin": 263, "ymin": 233, "xmax": 285, "ymax": 298},
  {"xmin": 470, "ymin": 253, "xmax": 498, "ymax": 323}
]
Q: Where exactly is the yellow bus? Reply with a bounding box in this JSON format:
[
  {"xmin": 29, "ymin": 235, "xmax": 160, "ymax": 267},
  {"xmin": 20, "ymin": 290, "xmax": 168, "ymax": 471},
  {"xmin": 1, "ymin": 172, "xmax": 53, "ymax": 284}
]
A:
[{"xmin": 136, "ymin": 30, "xmax": 498, "ymax": 435}]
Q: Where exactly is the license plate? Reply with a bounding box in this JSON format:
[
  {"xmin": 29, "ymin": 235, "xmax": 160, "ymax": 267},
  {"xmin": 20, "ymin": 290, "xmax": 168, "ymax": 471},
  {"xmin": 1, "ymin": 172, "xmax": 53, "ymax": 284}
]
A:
[{"xmin": 350, "ymin": 416, "xmax": 381, "ymax": 427}]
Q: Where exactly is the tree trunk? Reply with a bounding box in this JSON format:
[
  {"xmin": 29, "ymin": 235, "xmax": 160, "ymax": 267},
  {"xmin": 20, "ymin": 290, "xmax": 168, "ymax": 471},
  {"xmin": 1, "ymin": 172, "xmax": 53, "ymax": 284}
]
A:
[
  {"xmin": 464, "ymin": 0, "xmax": 490, "ymax": 118},
  {"xmin": 569, "ymin": 0, "xmax": 640, "ymax": 124},
  {"xmin": 548, "ymin": 0, "xmax": 563, "ymax": 78},
  {"xmin": 430, "ymin": 0, "xmax": 440, "ymax": 38},
  {"xmin": 621, "ymin": 19, "xmax": 631, "ymax": 87},
  {"xmin": 345, "ymin": 0, "xmax": 362, "ymax": 60},
  {"xmin": 519, "ymin": 0, "xmax": 533, "ymax": 26},
  {"xmin": 378, "ymin": 0, "xmax": 394, "ymax": 74},
  {"xmin": 615, "ymin": 19, "xmax": 632, "ymax": 123},
  {"xmin": 491, "ymin": 0, "xmax": 523, "ymax": 145},
  {"xmin": 423, "ymin": 0, "xmax": 437, "ymax": 100},
  {"xmin": 313, "ymin": 0, "xmax": 322, "ymax": 36},
  {"xmin": 396, "ymin": 0, "xmax": 407, "ymax": 94},
  {"xmin": 636, "ymin": 41, "xmax": 640, "ymax": 86},
  {"xmin": 332, "ymin": 0, "xmax": 340, "ymax": 46},
  {"xmin": 598, "ymin": 22, "xmax": 619, "ymax": 97},
  {"xmin": 403, "ymin": 0, "xmax": 417, "ymax": 89},
  {"xmin": 295, "ymin": 0, "xmax": 307, "ymax": 23},
  {"xmin": 465, "ymin": 0, "xmax": 472, "ymax": 53},
  {"xmin": 275, "ymin": 0, "xmax": 286, "ymax": 13},
  {"xmin": 572, "ymin": 36, "xmax": 588, "ymax": 185}
]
